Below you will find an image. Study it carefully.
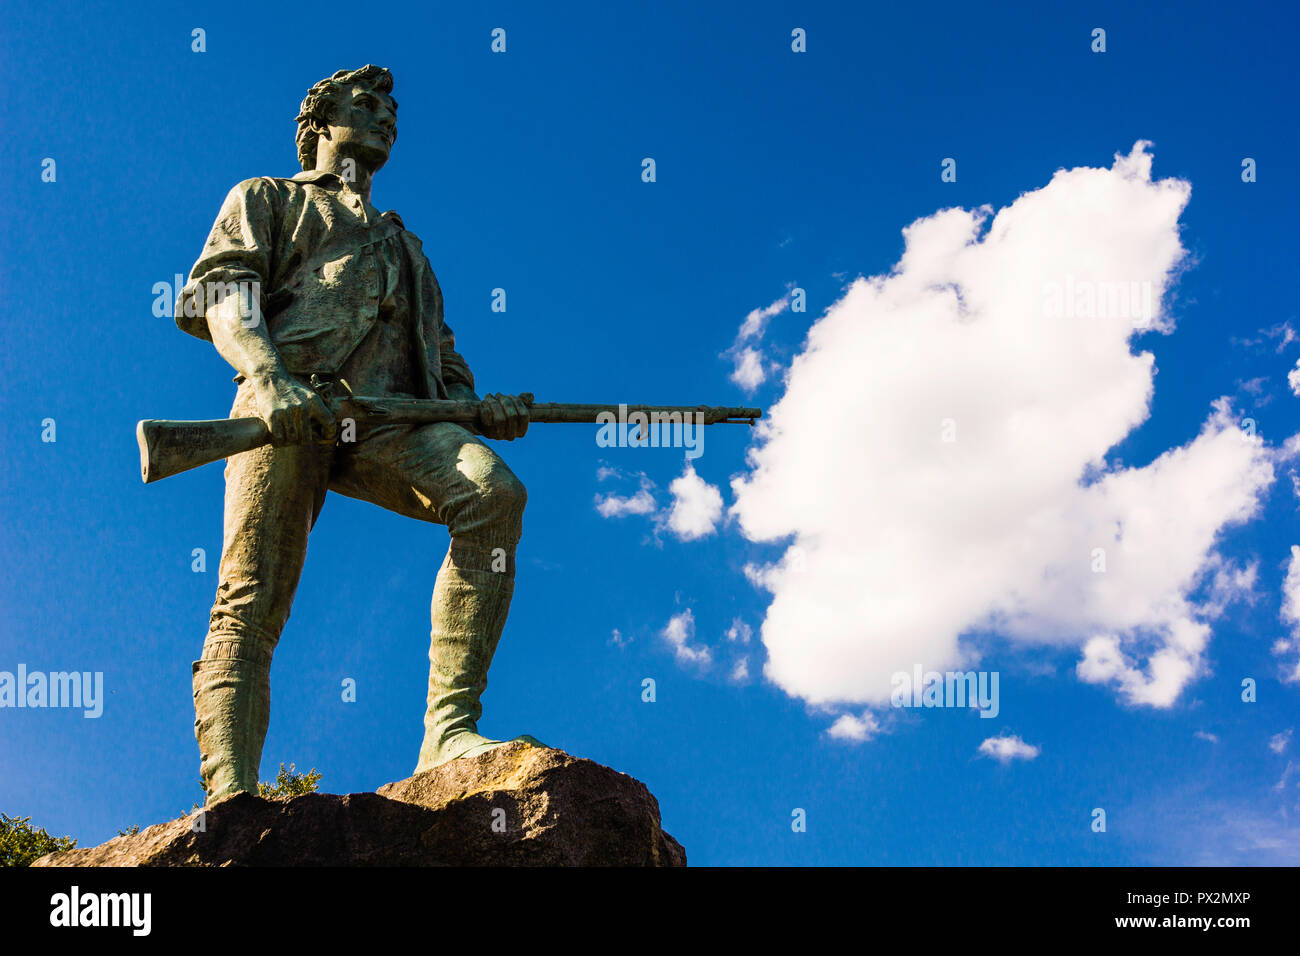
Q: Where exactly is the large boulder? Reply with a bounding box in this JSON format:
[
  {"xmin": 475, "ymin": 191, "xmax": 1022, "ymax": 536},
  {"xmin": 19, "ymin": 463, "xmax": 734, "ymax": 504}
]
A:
[{"xmin": 33, "ymin": 743, "xmax": 685, "ymax": 867}]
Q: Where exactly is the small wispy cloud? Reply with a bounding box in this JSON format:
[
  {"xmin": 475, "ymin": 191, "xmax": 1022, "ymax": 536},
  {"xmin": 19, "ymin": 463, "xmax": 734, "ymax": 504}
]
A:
[
  {"xmin": 738, "ymin": 294, "xmax": 789, "ymax": 343},
  {"xmin": 662, "ymin": 609, "xmax": 711, "ymax": 667},
  {"xmin": 726, "ymin": 618, "xmax": 752, "ymax": 644},
  {"xmin": 1278, "ymin": 546, "xmax": 1300, "ymax": 682},
  {"xmin": 595, "ymin": 487, "xmax": 657, "ymax": 517},
  {"xmin": 594, "ymin": 472, "xmax": 657, "ymax": 518},
  {"xmin": 1169, "ymin": 804, "xmax": 1300, "ymax": 864},
  {"xmin": 723, "ymin": 293, "xmax": 790, "ymax": 393},
  {"xmin": 1231, "ymin": 322, "xmax": 1297, "ymax": 353},
  {"xmin": 1239, "ymin": 376, "xmax": 1269, "ymax": 396}
]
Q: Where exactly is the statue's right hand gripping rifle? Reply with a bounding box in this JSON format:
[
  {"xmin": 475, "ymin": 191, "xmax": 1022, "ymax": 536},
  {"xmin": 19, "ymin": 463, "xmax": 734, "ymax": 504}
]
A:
[{"xmin": 136, "ymin": 376, "xmax": 763, "ymax": 483}]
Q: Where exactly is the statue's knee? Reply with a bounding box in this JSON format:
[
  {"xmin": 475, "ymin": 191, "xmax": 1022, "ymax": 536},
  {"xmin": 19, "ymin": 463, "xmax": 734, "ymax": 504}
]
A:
[
  {"xmin": 494, "ymin": 470, "xmax": 526, "ymax": 514},
  {"xmin": 478, "ymin": 476, "xmax": 522, "ymax": 535},
  {"xmin": 477, "ymin": 467, "xmax": 525, "ymax": 527},
  {"xmin": 445, "ymin": 450, "xmax": 526, "ymax": 539}
]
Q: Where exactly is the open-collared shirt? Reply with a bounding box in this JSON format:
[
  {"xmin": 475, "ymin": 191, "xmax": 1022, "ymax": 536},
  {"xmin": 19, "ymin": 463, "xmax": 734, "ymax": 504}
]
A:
[{"xmin": 176, "ymin": 169, "xmax": 474, "ymax": 399}]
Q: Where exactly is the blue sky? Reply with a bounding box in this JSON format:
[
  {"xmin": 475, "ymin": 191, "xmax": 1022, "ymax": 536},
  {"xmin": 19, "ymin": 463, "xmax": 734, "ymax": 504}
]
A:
[{"xmin": 2, "ymin": 0, "xmax": 1297, "ymax": 865}]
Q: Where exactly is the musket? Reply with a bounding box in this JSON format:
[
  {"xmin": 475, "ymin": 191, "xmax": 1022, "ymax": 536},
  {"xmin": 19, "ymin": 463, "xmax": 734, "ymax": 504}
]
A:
[{"xmin": 136, "ymin": 377, "xmax": 762, "ymax": 484}]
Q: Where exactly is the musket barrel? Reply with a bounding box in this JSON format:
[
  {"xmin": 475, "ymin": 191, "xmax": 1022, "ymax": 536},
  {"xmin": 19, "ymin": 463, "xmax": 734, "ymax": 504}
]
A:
[
  {"xmin": 345, "ymin": 399, "xmax": 762, "ymax": 426},
  {"xmin": 527, "ymin": 404, "xmax": 761, "ymax": 424}
]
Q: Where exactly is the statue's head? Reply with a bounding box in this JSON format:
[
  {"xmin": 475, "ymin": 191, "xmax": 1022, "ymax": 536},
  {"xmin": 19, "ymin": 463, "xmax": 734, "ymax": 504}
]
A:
[{"xmin": 295, "ymin": 65, "xmax": 397, "ymax": 174}]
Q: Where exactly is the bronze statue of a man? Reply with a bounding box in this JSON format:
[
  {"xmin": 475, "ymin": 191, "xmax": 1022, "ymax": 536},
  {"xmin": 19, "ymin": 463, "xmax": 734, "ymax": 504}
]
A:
[{"xmin": 175, "ymin": 66, "xmax": 539, "ymax": 803}]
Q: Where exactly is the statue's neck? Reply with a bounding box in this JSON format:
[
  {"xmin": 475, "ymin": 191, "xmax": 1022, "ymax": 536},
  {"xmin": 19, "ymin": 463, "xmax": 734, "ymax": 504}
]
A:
[{"xmin": 315, "ymin": 154, "xmax": 375, "ymax": 203}]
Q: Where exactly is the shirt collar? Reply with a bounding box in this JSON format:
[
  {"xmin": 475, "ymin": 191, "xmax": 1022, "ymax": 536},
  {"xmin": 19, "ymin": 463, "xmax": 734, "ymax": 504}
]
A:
[
  {"xmin": 289, "ymin": 169, "xmax": 400, "ymax": 226},
  {"xmin": 291, "ymin": 169, "xmax": 345, "ymax": 188}
]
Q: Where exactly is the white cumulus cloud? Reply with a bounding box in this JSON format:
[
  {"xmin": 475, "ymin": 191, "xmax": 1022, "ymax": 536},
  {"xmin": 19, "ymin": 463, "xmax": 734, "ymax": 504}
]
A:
[
  {"xmin": 730, "ymin": 142, "xmax": 1285, "ymax": 712},
  {"xmin": 730, "ymin": 347, "xmax": 767, "ymax": 391},
  {"xmin": 594, "ymin": 466, "xmax": 725, "ymax": 543},
  {"xmin": 978, "ymin": 734, "xmax": 1041, "ymax": 763},
  {"xmin": 827, "ymin": 711, "xmax": 882, "ymax": 742},
  {"xmin": 666, "ymin": 463, "xmax": 724, "ymax": 540}
]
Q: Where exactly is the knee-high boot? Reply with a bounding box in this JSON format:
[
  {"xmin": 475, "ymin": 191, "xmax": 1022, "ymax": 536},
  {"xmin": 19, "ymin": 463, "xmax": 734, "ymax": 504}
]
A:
[
  {"xmin": 416, "ymin": 557, "xmax": 540, "ymax": 772},
  {"xmin": 192, "ymin": 652, "xmax": 270, "ymax": 803}
]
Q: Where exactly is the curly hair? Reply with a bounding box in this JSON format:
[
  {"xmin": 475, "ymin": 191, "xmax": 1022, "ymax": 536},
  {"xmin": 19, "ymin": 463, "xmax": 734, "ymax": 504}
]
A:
[{"xmin": 294, "ymin": 65, "xmax": 397, "ymax": 171}]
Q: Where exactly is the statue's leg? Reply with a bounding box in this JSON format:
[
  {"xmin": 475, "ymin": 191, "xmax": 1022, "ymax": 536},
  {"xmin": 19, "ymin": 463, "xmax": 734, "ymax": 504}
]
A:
[
  {"xmin": 195, "ymin": 388, "xmax": 331, "ymax": 804},
  {"xmin": 330, "ymin": 421, "xmax": 540, "ymax": 772}
]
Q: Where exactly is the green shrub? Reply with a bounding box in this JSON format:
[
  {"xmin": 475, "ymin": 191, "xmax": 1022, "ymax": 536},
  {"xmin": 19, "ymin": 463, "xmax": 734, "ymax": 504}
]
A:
[
  {"xmin": 0, "ymin": 813, "xmax": 77, "ymax": 867},
  {"xmin": 258, "ymin": 763, "xmax": 322, "ymax": 798},
  {"xmin": 5, "ymin": 763, "xmax": 324, "ymax": 862}
]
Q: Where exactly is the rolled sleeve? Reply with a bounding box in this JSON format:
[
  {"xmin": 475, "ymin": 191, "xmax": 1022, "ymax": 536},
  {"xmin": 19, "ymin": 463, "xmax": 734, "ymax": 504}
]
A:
[{"xmin": 176, "ymin": 178, "xmax": 277, "ymax": 341}]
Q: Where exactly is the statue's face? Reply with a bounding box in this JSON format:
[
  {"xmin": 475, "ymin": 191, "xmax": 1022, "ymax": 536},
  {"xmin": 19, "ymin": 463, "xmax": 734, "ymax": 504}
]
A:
[{"xmin": 322, "ymin": 83, "xmax": 397, "ymax": 173}]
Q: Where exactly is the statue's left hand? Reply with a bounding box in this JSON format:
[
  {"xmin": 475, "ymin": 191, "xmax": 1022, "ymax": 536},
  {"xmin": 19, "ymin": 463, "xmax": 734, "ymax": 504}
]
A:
[{"xmin": 477, "ymin": 392, "xmax": 531, "ymax": 440}]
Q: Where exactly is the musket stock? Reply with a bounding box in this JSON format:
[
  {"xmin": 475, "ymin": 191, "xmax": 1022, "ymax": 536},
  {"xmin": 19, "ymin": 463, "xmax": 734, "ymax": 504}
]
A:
[{"xmin": 137, "ymin": 417, "xmax": 271, "ymax": 483}]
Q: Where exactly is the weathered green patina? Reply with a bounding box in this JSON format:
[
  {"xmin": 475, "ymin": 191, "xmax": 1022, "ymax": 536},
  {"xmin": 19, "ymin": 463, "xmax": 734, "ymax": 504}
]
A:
[{"xmin": 178, "ymin": 66, "xmax": 538, "ymax": 803}]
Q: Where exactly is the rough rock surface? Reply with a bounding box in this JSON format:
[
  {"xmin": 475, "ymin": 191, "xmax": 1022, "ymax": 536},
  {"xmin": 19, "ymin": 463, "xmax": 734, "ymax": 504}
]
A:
[{"xmin": 33, "ymin": 742, "xmax": 685, "ymax": 867}]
